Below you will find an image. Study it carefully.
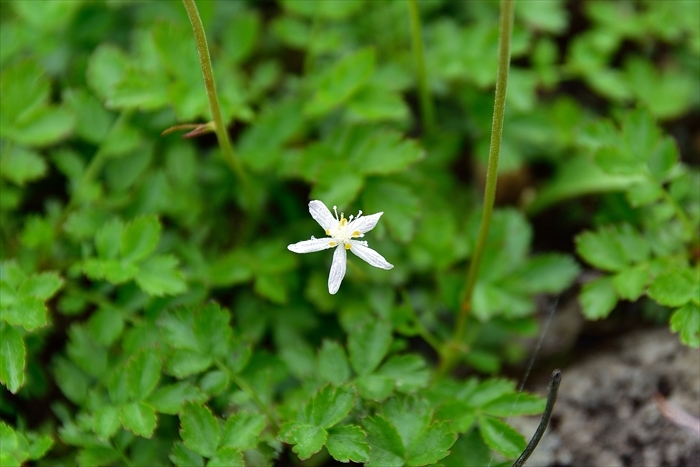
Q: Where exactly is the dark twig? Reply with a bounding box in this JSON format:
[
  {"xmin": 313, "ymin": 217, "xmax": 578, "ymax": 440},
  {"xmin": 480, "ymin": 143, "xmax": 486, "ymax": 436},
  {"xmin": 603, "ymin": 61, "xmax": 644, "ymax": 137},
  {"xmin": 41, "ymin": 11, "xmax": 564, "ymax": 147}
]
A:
[{"xmin": 512, "ymin": 369, "xmax": 562, "ymax": 467}]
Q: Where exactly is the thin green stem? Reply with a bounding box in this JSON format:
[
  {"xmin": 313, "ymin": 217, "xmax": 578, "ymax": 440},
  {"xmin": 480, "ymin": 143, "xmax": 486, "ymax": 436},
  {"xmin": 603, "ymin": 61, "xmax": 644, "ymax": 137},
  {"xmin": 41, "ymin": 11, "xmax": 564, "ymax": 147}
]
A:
[
  {"xmin": 408, "ymin": 0, "xmax": 435, "ymax": 135},
  {"xmin": 438, "ymin": 0, "xmax": 515, "ymax": 377},
  {"xmin": 181, "ymin": 0, "xmax": 246, "ymax": 184}
]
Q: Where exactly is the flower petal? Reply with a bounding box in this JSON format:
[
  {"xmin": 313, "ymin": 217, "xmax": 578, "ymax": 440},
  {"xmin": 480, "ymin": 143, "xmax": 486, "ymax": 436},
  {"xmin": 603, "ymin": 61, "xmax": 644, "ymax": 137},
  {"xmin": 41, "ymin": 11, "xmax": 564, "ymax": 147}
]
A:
[
  {"xmin": 328, "ymin": 245, "xmax": 347, "ymax": 294},
  {"xmin": 288, "ymin": 238, "xmax": 337, "ymax": 254},
  {"xmin": 349, "ymin": 241, "xmax": 393, "ymax": 270},
  {"xmin": 309, "ymin": 200, "xmax": 337, "ymax": 231},
  {"xmin": 347, "ymin": 212, "xmax": 383, "ymax": 235}
]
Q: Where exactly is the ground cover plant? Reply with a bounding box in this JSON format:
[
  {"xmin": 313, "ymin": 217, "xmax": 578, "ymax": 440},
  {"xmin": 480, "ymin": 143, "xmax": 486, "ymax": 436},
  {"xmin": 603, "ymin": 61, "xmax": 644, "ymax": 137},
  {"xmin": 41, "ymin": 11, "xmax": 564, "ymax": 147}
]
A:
[{"xmin": 1, "ymin": 0, "xmax": 698, "ymax": 465}]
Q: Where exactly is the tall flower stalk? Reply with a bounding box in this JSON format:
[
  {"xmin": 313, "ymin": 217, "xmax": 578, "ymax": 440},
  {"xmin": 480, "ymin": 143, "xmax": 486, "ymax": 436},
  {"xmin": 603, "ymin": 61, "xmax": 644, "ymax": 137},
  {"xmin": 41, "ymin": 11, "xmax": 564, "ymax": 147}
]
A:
[
  {"xmin": 408, "ymin": 0, "xmax": 435, "ymax": 136},
  {"xmin": 181, "ymin": 0, "xmax": 246, "ymax": 185},
  {"xmin": 439, "ymin": 0, "xmax": 515, "ymax": 377}
]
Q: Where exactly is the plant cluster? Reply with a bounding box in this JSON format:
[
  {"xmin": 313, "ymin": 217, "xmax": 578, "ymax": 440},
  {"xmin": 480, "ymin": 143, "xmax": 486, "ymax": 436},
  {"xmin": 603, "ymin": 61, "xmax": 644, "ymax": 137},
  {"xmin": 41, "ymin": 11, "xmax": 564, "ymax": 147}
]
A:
[{"xmin": 0, "ymin": 1, "xmax": 698, "ymax": 466}]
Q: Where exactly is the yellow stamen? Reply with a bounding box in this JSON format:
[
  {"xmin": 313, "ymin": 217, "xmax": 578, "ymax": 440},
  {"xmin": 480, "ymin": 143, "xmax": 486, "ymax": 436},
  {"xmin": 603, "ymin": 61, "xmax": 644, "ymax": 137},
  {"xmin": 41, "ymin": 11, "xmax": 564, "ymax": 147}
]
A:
[
  {"xmin": 340, "ymin": 217, "xmax": 347, "ymax": 226},
  {"xmin": 345, "ymin": 243, "xmax": 351, "ymax": 250},
  {"xmin": 352, "ymin": 231, "xmax": 361, "ymax": 237},
  {"xmin": 325, "ymin": 229, "xmax": 330, "ymax": 235},
  {"xmin": 329, "ymin": 241, "xmax": 337, "ymax": 247}
]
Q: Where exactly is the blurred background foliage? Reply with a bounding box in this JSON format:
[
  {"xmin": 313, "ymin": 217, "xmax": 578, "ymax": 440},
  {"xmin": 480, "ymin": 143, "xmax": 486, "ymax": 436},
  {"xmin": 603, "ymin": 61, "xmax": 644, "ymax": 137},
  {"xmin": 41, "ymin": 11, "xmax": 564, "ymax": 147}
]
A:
[{"xmin": 0, "ymin": 0, "xmax": 698, "ymax": 465}]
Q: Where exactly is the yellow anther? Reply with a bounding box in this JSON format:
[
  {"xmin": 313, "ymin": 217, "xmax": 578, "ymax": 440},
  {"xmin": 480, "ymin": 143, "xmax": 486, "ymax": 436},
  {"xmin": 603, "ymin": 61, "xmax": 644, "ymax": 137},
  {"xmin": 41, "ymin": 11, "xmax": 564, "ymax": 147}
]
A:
[
  {"xmin": 345, "ymin": 243, "xmax": 352, "ymax": 250},
  {"xmin": 329, "ymin": 241, "xmax": 337, "ymax": 247},
  {"xmin": 352, "ymin": 231, "xmax": 361, "ymax": 237},
  {"xmin": 340, "ymin": 218, "xmax": 347, "ymax": 226},
  {"xmin": 325, "ymin": 229, "xmax": 330, "ymax": 235}
]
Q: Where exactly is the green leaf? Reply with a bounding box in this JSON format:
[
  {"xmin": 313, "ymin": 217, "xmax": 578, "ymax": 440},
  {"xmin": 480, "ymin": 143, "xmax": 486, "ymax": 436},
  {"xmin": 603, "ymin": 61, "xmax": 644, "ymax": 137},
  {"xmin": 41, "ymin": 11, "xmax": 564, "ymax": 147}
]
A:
[
  {"xmin": 311, "ymin": 171, "xmax": 364, "ymax": 209},
  {"xmin": 442, "ymin": 428, "xmax": 493, "ymax": 467},
  {"xmin": 126, "ymin": 348, "xmax": 162, "ymax": 401},
  {"xmin": 0, "ymin": 324, "xmax": 25, "ymax": 393},
  {"xmin": 208, "ymin": 447, "xmax": 244, "ymax": 467},
  {"xmin": 0, "ymin": 59, "xmax": 73, "ymax": 146},
  {"xmin": 593, "ymin": 146, "xmax": 643, "ymax": 175},
  {"xmin": 363, "ymin": 415, "xmax": 405, "ymax": 467},
  {"xmin": 20, "ymin": 215, "xmax": 54, "ymax": 249},
  {"xmin": 357, "ymin": 374, "xmax": 395, "ymax": 401},
  {"xmin": 375, "ymin": 355, "xmax": 430, "ymax": 393},
  {"xmin": 92, "ymin": 406, "xmax": 121, "ymax": 440},
  {"xmin": 220, "ymin": 412, "xmax": 266, "ymax": 451},
  {"xmin": 0, "ymin": 421, "xmax": 18, "ymax": 455},
  {"xmin": 346, "ymin": 86, "xmax": 409, "ymax": 123},
  {"xmin": 148, "ymin": 382, "xmax": 205, "ymax": 415},
  {"xmin": 647, "ymin": 136, "xmax": 679, "ymax": 183},
  {"xmin": 283, "ymin": 0, "xmax": 365, "ymax": 19},
  {"xmin": 308, "ymin": 385, "xmax": 356, "ymax": 429},
  {"xmin": 180, "ymin": 402, "xmax": 219, "ymax": 458},
  {"xmin": 165, "ymin": 349, "xmax": 213, "ymax": 379},
  {"xmin": 77, "ymin": 446, "xmax": 121, "ymax": 467},
  {"xmin": 192, "ymin": 303, "xmax": 232, "ymax": 359},
  {"xmin": 362, "ymin": 180, "xmax": 420, "ymax": 243},
  {"xmin": 509, "ymin": 254, "xmax": 580, "ymax": 294},
  {"xmin": 12, "ymin": 0, "xmax": 81, "ymax": 31},
  {"xmin": 6, "ymin": 108, "xmax": 74, "ymax": 148},
  {"xmin": 326, "ymin": 425, "xmax": 370, "ymax": 463},
  {"xmin": 279, "ymin": 423, "xmax": 327, "ymax": 460},
  {"xmin": 473, "ymin": 209, "xmax": 531, "ymax": 281},
  {"xmin": 82, "ymin": 259, "xmax": 137, "ymax": 284},
  {"xmin": 0, "ymin": 146, "xmax": 47, "ymax": 186},
  {"xmin": 466, "ymin": 379, "xmax": 516, "ymax": 407},
  {"xmin": 120, "ymin": 215, "xmax": 161, "ymax": 263},
  {"xmin": 67, "ymin": 325, "xmax": 108, "ymax": 379},
  {"xmin": 612, "ymin": 265, "xmax": 650, "ymax": 301},
  {"xmin": 0, "ymin": 60, "xmax": 48, "ymax": 125},
  {"xmin": 480, "ymin": 393, "xmax": 546, "ymax": 417},
  {"xmin": 576, "ymin": 227, "xmax": 628, "ymax": 272},
  {"xmin": 63, "ymin": 88, "xmax": 114, "ymax": 143},
  {"xmin": 580, "ymin": 276, "xmax": 618, "ymax": 320},
  {"xmin": 207, "ymin": 250, "xmax": 253, "ymax": 287},
  {"xmin": 2, "ymin": 297, "xmax": 47, "ymax": 331},
  {"xmin": 435, "ymin": 400, "xmax": 476, "ymax": 433},
  {"xmin": 477, "ymin": 415, "xmax": 526, "ymax": 460},
  {"xmin": 120, "ymin": 401, "xmax": 157, "ymax": 438},
  {"xmin": 170, "ymin": 441, "xmax": 204, "ymax": 467},
  {"xmin": 528, "ymin": 155, "xmax": 642, "ymax": 214},
  {"xmin": 221, "ymin": 11, "xmax": 260, "ymax": 64},
  {"xmin": 26, "ymin": 433, "xmax": 53, "ymax": 461},
  {"xmin": 670, "ymin": 303, "xmax": 700, "ymax": 348},
  {"xmin": 406, "ymin": 421, "xmax": 457, "ymax": 466},
  {"xmin": 134, "ymin": 255, "xmax": 187, "ymax": 296},
  {"xmin": 350, "ymin": 129, "xmax": 424, "ymax": 176},
  {"xmin": 317, "ymin": 340, "xmax": 351, "ymax": 385},
  {"xmin": 348, "ymin": 320, "xmax": 392, "ymax": 376},
  {"xmin": 200, "ymin": 370, "xmax": 229, "ymax": 396},
  {"xmin": 648, "ymin": 268, "xmax": 696, "ymax": 307},
  {"xmin": 304, "ymin": 48, "xmax": 376, "ymax": 117},
  {"xmin": 95, "ymin": 218, "xmax": 123, "ymax": 260},
  {"xmin": 253, "ymin": 273, "xmax": 289, "ymax": 304},
  {"xmin": 19, "ymin": 271, "xmax": 63, "ymax": 300},
  {"xmin": 87, "ymin": 308, "xmax": 125, "ymax": 346},
  {"xmin": 53, "ymin": 357, "xmax": 89, "ymax": 405}
]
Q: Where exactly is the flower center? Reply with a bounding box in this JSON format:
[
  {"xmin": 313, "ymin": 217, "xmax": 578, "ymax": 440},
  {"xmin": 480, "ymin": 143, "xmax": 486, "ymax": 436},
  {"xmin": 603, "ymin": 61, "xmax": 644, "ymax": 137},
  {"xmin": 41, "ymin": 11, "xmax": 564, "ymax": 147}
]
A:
[{"xmin": 327, "ymin": 207, "xmax": 363, "ymax": 247}]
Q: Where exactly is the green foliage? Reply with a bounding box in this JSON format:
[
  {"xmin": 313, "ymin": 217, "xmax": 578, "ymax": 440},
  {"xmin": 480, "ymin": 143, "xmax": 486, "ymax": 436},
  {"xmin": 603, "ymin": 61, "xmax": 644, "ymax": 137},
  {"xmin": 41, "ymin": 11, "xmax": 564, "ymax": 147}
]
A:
[
  {"xmin": 572, "ymin": 110, "xmax": 699, "ymax": 346},
  {"xmin": 1, "ymin": 1, "xmax": 697, "ymax": 466}
]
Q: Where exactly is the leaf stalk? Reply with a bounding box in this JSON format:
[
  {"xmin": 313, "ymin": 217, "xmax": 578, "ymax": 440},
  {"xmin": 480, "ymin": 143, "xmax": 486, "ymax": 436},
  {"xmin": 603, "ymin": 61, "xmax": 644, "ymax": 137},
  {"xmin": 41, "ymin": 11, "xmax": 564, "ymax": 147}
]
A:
[
  {"xmin": 439, "ymin": 0, "xmax": 515, "ymax": 377},
  {"xmin": 408, "ymin": 0, "xmax": 435, "ymax": 135},
  {"xmin": 181, "ymin": 0, "xmax": 247, "ymax": 185}
]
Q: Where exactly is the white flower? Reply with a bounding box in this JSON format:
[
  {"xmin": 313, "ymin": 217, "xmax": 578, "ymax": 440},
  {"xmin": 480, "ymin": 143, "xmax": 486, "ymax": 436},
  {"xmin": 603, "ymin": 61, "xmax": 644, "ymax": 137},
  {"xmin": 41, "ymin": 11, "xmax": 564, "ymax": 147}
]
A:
[{"xmin": 288, "ymin": 200, "xmax": 394, "ymax": 294}]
